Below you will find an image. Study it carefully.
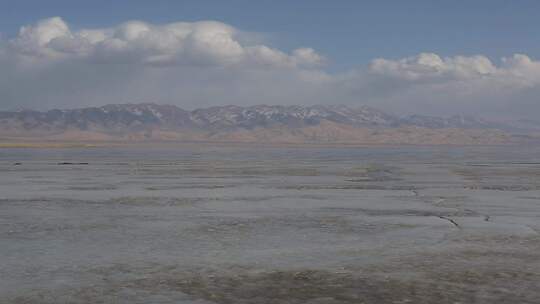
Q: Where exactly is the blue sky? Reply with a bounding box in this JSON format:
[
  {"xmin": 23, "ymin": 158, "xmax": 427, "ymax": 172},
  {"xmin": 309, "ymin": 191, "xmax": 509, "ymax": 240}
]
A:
[
  {"xmin": 1, "ymin": 1, "xmax": 540, "ymax": 118},
  {"xmin": 2, "ymin": 0, "xmax": 539, "ymax": 70}
]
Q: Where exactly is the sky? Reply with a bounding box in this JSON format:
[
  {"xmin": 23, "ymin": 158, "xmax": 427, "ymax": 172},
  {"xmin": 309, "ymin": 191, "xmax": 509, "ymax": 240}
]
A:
[{"xmin": 1, "ymin": 0, "xmax": 539, "ymax": 119}]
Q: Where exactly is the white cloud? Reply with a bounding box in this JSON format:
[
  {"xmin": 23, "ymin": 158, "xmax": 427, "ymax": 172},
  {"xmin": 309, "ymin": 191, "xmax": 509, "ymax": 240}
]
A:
[
  {"xmin": 7, "ymin": 17, "xmax": 325, "ymax": 68},
  {"xmin": 499, "ymin": 54, "xmax": 540, "ymax": 88},
  {"xmin": 292, "ymin": 48, "xmax": 326, "ymax": 67},
  {"xmin": 368, "ymin": 52, "xmax": 540, "ymax": 88},
  {"xmin": 2, "ymin": 17, "xmax": 540, "ymax": 119},
  {"xmin": 369, "ymin": 52, "xmax": 498, "ymax": 81},
  {"xmin": 360, "ymin": 52, "xmax": 540, "ymax": 117},
  {"xmin": 13, "ymin": 17, "xmax": 72, "ymax": 57}
]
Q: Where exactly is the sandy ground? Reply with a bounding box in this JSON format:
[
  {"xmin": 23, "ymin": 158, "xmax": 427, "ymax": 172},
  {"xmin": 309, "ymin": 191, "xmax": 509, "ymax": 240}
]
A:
[{"xmin": 0, "ymin": 146, "xmax": 539, "ymax": 303}]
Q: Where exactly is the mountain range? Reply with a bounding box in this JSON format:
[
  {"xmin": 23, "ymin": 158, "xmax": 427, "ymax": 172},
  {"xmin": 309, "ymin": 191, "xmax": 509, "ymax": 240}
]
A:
[{"xmin": 0, "ymin": 103, "xmax": 536, "ymax": 145}]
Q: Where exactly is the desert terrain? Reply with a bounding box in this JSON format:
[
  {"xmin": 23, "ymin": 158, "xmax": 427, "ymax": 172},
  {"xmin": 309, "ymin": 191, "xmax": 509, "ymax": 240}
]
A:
[{"xmin": 0, "ymin": 145, "xmax": 539, "ymax": 303}]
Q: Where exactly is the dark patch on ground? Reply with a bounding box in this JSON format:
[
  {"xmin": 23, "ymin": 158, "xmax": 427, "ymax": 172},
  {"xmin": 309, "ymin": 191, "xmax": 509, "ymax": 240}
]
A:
[
  {"xmin": 279, "ymin": 184, "xmax": 416, "ymax": 191},
  {"xmin": 9, "ymin": 267, "xmax": 540, "ymax": 304},
  {"xmin": 321, "ymin": 207, "xmax": 478, "ymax": 218}
]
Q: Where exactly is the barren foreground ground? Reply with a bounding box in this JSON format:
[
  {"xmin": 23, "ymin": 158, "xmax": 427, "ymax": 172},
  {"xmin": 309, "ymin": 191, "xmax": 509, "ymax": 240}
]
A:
[{"xmin": 1, "ymin": 146, "xmax": 539, "ymax": 303}]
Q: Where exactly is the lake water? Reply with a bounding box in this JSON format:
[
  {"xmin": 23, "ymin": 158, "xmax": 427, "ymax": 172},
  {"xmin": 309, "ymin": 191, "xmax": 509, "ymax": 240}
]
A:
[{"xmin": 1, "ymin": 145, "xmax": 539, "ymax": 303}]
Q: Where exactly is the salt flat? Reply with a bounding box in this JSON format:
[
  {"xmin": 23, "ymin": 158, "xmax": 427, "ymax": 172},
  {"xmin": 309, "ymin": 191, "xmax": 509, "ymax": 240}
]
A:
[{"xmin": 1, "ymin": 145, "xmax": 539, "ymax": 303}]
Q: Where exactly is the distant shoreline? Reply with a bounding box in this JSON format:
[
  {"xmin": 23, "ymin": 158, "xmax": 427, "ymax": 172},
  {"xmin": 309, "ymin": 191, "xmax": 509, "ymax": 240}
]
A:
[{"xmin": 0, "ymin": 140, "xmax": 522, "ymax": 149}]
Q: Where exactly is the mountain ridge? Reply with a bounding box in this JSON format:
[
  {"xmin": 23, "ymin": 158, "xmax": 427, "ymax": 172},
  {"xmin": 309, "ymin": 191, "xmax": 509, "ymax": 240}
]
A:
[
  {"xmin": 0, "ymin": 103, "xmax": 534, "ymax": 145},
  {"xmin": 0, "ymin": 102, "xmax": 503, "ymax": 129}
]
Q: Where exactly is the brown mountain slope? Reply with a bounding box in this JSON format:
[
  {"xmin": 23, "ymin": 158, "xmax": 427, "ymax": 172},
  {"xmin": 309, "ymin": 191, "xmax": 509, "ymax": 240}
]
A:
[
  {"xmin": 0, "ymin": 104, "xmax": 523, "ymax": 145},
  {"xmin": 0, "ymin": 120, "xmax": 512, "ymax": 145}
]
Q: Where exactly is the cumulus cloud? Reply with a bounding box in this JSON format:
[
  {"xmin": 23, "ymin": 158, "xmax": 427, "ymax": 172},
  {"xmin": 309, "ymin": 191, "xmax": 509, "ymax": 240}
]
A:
[
  {"xmin": 368, "ymin": 52, "xmax": 540, "ymax": 88},
  {"xmin": 0, "ymin": 17, "xmax": 337, "ymax": 111},
  {"xmin": 369, "ymin": 53, "xmax": 497, "ymax": 81},
  {"xmin": 360, "ymin": 52, "xmax": 540, "ymax": 117},
  {"xmin": 2, "ymin": 17, "xmax": 540, "ymax": 119},
  {"xmin": 7, "ymin": 17, "xmax": 324, "ymax": 68}
]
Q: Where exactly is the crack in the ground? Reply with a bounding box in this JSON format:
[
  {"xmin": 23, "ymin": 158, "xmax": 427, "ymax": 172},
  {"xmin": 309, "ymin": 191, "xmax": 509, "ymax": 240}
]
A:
[{"xmin": 437, "ymin": 216, "xmax": 460, "ymax": 228}]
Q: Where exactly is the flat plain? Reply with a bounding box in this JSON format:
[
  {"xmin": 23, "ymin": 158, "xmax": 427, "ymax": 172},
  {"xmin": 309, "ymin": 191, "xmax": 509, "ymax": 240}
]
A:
[{"xmin": 1, "ymin": 145, "xmax": 539, "ymax": 303}]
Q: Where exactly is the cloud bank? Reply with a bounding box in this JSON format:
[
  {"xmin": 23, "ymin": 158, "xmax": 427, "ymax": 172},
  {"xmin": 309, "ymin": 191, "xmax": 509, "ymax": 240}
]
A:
[
  {"xmin": 364, "ymin": 53, "xmax": 540, "ymax": 117},
  {"xmin": 8, "ymin": 17, "xmax": 324, "ymax": 68},
  {"xmin": 1, "ymin": 17, "xmax": 540, "ymax": 119}
]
